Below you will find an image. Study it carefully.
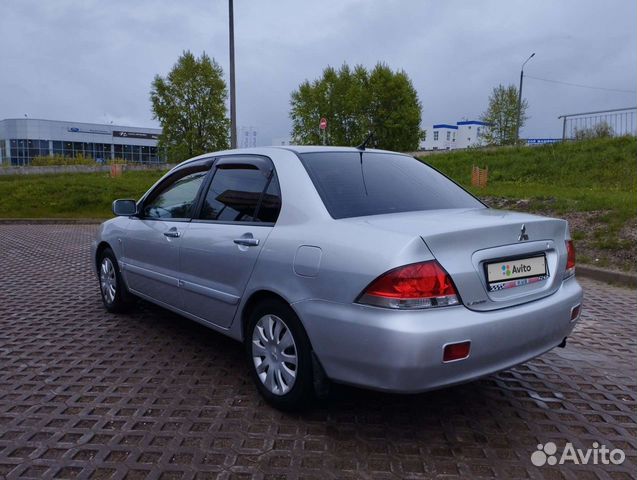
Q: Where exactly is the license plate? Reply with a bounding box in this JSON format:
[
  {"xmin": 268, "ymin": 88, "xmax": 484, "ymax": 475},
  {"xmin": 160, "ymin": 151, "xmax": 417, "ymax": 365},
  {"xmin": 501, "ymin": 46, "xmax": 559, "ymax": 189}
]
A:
[{"xmin": 485, "ymin": 255, "xmax": 548, "ymax": 291}]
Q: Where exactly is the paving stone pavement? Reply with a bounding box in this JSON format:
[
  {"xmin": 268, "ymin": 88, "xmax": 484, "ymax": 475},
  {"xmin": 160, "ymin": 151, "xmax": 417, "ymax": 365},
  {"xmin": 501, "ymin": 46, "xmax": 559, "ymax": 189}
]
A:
[{"xmin": 0, "ymin": 224, "xmax": 635, "ymax": 480}]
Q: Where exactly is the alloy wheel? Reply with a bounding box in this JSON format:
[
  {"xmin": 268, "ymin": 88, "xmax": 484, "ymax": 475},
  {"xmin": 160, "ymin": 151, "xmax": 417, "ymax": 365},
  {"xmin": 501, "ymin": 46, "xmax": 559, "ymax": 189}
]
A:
[
  {"xmin": 100, "ymin": 257, "xmax": 117, "ymax": 305},
  {"xmin": 251, "ymin": 314, "xmax": 298, "ymax": 395}
]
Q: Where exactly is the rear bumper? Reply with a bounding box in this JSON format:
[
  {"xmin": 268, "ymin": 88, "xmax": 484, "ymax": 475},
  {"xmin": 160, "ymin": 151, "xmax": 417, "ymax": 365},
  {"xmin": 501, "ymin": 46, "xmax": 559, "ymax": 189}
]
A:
[{"xmin": 293, "ymin": 277, "xmax": 583, "ymax": 393}]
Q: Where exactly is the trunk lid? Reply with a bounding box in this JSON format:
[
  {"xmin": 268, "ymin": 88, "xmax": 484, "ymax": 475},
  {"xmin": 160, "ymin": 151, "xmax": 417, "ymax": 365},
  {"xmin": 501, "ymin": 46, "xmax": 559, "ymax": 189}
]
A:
[{"xmin": 348, "ymin": 208, "xmax": 570, "ymax": 311}]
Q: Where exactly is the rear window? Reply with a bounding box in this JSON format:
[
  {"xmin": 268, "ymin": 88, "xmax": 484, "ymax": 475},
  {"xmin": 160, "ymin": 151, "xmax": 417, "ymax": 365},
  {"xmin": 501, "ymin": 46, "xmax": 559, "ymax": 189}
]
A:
[{"xmin": 300, "ymin": 152, "xmax": 484, "ymax": 219}]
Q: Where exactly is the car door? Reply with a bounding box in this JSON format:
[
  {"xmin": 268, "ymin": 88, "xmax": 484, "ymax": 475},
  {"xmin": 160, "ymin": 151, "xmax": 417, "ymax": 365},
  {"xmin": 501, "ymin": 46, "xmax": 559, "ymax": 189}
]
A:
[
  {"xmin": 121, "ymin": 162, "xmax": 211, "ymax": 309},
  {"xmin": 178, "ymin": 155, "xmax": 282, "ymax": 328}
]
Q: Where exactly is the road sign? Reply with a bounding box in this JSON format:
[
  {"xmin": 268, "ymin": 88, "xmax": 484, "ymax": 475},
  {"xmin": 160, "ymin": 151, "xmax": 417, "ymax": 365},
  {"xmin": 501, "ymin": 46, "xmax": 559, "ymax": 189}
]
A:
[{"xmin": 319, "ymin": 117, "xmax": 327, "ymax": 130}]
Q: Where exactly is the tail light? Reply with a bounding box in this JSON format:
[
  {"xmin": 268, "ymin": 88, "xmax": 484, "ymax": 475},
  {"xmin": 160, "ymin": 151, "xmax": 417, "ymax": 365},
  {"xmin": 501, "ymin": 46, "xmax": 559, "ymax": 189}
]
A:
[
  {"xmin": 564, "ymin": 240, "xmax": 576, "ymax": 278},
  {"xmin": 357, "ymin": 260, "xmax": 460, "ymax": 309}
]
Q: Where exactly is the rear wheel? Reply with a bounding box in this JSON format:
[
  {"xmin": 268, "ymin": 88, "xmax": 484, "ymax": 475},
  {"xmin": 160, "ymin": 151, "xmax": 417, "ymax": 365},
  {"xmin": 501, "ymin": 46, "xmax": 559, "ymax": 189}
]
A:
[
  {"xmin": 98, "ymin": 247, "xmax": 134, "ymax": 313},
  {"xmin": 246, "ymin": 300, "xmax": 314, "ymax": 410}
]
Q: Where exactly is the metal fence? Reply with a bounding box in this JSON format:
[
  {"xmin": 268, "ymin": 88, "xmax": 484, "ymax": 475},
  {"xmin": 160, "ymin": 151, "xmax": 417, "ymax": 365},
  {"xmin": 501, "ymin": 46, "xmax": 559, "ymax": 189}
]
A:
[{"xmin": 558, "ymin": 107, "xmax": 636, "ymax": 140}]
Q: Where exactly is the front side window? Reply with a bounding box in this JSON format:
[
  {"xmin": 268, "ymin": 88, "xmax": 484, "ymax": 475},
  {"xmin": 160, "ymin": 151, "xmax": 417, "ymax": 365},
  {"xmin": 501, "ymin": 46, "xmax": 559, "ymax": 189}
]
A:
[
  {"xmin": 199, "ymin": 164, "xmax": 281, "ymax": 223},
  {"xmin": 142, "ymin": 169, "xmax": 208, "ymax": 219},
  {"xmin": 300, "ymin": 152, "xmax": 484, "ymax": 219}
]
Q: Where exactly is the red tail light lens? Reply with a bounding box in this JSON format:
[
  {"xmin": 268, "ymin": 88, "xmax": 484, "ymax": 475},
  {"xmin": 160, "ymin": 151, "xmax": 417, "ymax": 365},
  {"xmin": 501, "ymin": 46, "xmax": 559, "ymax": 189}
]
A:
[
  {"xmin": 358, "ymin": 260, "xmax": 460, "ymax": 309},
  {"xmin": 565, "ymin": 240, "xmax": 576, "ymax": 278}
]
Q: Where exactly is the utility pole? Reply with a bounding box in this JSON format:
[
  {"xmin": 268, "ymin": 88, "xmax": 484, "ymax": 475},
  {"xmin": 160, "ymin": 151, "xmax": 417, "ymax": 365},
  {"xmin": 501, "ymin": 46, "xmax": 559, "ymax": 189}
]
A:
[
  {"xmin": 229, "ymin": 0, "xmax": 237, "ymax": 148},
  {"xmin": 516, "ymin": 52, "xmax": 535, "ymax": 143}
]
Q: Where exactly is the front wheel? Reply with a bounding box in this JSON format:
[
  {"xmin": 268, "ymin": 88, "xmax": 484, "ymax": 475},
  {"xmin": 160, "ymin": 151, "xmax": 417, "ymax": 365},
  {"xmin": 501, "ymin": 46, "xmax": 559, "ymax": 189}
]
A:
[
  {"xmin": 98, "ymin": 247, "xmax": 134, "ymax": 313},
  {"xmin": 246, "ymin": 300, "xmax": 314, "ymax": 410}
]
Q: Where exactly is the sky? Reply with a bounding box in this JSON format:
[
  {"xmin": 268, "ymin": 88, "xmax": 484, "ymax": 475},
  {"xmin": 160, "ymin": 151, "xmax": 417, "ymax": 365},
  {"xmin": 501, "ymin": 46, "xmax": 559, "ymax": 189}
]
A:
[{"xmin": 1, "ymin": 0, "xmax": 636, "ymax": 145}]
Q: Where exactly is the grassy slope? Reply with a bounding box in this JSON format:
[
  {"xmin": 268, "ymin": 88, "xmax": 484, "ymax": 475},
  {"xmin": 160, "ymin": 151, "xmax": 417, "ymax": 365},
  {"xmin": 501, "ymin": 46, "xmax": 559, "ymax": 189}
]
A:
[
  {"xmin": 0, "ymin": 170, "xmax": 168, "ymax": 218},
  {"xmin": 421, "ymin": 136, "xmax": 637, "ymax": 269},
  {"xmin": 423, "ymin": 136, "xmax": 636, "ymax": 214}
]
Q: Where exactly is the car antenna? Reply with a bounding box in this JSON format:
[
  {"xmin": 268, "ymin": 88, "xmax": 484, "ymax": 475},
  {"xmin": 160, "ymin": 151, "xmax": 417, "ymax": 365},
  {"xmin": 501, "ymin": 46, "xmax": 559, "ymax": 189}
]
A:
[
  {"xmin": 356, "ymin": 132, "xmax": 375, "ymax": 150},
  {"xmin": 356, "ymin": 133, "xmax": 373, "ymax": 195}
]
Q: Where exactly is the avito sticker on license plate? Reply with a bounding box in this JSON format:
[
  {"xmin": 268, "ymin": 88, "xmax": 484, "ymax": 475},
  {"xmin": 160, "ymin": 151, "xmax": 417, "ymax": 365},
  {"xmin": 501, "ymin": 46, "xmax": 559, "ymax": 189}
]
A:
[{"xmin": 486, "ymin": 255, "xmax": 548, "ymax": 292}]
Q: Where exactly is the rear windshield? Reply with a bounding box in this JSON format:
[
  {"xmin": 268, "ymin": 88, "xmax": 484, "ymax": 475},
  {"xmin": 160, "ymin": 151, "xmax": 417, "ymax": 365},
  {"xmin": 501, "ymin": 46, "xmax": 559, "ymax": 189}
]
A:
[{"xmin": 300, "ymin": 152, "xmax": 484, "ymax": 219}]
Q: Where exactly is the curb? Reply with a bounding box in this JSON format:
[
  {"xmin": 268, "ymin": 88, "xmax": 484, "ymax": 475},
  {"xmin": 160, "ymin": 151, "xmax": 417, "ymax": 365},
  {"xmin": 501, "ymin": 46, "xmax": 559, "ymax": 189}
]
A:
[
  {"xmin": 0, "ymin": 218, "xmax": 106, "ymax": 225},
  {"xmin": 577, "ymin": 265, "xmax": 637, "ymax": 288}
]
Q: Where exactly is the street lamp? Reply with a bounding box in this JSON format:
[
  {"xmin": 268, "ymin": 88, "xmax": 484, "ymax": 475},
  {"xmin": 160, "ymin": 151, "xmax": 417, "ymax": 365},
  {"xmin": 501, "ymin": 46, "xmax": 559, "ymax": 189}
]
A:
[
  {"xmin": 228, "ymin": 0, "xmax": 237, "ymax": 149},
  {"xmin": 516, "ymin": 52, "xmax": 535, "ymax": 142}
]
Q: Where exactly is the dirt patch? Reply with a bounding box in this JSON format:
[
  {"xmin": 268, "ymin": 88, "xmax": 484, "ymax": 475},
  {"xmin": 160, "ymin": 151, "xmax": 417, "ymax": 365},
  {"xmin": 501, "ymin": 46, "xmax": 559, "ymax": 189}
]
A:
[{"xmin": 482, "ymin": 196, "xmax": 636, "ymax": 272}]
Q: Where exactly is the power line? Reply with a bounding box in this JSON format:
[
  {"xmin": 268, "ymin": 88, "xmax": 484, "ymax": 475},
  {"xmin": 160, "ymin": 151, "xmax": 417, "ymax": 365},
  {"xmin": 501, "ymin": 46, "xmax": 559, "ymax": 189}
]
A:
[{"xmin": 525, "ymin": 75, "xmax": 636, "ymax": 94}]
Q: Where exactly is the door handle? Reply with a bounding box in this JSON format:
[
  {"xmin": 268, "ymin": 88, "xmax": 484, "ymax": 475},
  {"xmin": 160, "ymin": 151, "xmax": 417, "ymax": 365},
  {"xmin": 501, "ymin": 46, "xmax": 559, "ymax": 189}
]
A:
[
  {"xmin": 233, "ymin": 237, "xmax": 259, "ymax": 247},
  {"xmin": 163, "ymin": 228, "xmax": 181, "ymax": 238}
]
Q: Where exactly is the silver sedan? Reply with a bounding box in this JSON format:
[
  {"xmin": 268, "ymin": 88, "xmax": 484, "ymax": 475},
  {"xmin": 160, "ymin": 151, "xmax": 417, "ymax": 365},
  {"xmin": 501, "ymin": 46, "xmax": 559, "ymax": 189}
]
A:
[{"xmin": 92, "ymin": 146, "xmax": 583, "ymax": 410}]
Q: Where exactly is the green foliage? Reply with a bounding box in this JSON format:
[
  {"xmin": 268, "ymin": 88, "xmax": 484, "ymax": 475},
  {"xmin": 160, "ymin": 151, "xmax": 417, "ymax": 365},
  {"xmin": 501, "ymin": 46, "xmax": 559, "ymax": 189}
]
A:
[
  {"xmin": 574, "ymin": 122, "xmax": 614, "ymax": 141},
  {"xmin": 0, "ymin": 170, "xmax": 168, "ymax": 218},
  {"xmin": 151, "ymin": 51, "xmax": 230, "ymax": 163},
  {"xmin": 290, "ymin": 63, "xmax": 422, "ymax": 151},
  {"xmin": 422, "ymin": 136, "xmax": 636, "ymax": 193},
  {"xmin": 31, "ymin": 154, "xmax": 95, "ymax": 166},
  {"xmin": 480, "ymin": 84, "xmax": 527, "ymax": 146},
  {"xmin": 107, "ymin": 158, "xmax": 129, "ymax": 165}
]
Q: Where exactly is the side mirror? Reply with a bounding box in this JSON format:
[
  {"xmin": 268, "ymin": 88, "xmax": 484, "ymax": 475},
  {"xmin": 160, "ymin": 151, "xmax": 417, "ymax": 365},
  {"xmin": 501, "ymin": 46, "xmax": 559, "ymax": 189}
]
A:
[{"xmin": 112, "ymin": 199, "xmax": 138, "ymax": 216}]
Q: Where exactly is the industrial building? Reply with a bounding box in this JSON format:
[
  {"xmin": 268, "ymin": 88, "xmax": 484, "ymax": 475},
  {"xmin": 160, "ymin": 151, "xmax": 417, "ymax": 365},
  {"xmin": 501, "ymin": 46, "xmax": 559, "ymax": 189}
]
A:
[{"xmin": 0, "ymin": 118, "xmax": 163, "ymax": 166}]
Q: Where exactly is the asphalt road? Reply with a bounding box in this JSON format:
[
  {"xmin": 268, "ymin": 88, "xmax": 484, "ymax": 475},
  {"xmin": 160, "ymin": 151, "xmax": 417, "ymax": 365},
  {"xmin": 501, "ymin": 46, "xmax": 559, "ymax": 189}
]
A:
[{"xmin": 0, "ymin": 224, "xmax": 635, "ymax": 479}]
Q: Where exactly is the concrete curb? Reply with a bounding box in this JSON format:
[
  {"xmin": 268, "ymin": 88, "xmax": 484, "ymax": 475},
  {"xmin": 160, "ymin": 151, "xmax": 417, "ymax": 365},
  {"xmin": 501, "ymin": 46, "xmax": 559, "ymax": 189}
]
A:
[
  {"xmin": 577, "ymin": 265, "xmax": 637, "ymax": 288},
  {"xmin": 0, "ymin": 218, "xmax": 106, "ymax": 225}
]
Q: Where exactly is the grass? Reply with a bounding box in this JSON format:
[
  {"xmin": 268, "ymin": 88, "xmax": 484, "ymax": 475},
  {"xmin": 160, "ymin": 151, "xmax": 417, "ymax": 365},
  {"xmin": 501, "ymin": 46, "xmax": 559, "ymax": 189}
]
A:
[
  {"xmin": 420, "ymin": 136, "xmax": 637, "ymax": 271},
  {"xmin": 0, "ymin": 170, "xmax": 168, "ymax": 218}
]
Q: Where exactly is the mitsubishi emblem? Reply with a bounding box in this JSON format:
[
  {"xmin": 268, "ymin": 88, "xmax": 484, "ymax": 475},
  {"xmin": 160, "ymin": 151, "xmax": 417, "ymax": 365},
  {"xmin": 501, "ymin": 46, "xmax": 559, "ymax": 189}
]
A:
[{"xmin": 518, "ymin": 224, "xmax": 529, "ymax": 241}]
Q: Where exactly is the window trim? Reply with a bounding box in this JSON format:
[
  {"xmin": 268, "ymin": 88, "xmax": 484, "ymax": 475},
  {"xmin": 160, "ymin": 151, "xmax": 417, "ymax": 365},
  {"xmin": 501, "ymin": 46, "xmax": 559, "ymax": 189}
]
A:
[
  {"xmin": 191, "ymin": 154, "xmax": 281, "ymax": 226},
  {"xmin": 137, "ymin": 158, "xmax": 215, "ymax": 222}
]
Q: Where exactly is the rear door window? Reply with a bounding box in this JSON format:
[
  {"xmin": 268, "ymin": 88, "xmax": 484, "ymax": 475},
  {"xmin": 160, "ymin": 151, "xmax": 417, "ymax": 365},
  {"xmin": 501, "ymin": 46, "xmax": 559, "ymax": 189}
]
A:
[
  {"xmin": 199, "ymin": 159, "xmax": 281, "ymax": 223},
  {"xmin": 300, "ymin": 152, "xmax": 484, "ymax": 219}
]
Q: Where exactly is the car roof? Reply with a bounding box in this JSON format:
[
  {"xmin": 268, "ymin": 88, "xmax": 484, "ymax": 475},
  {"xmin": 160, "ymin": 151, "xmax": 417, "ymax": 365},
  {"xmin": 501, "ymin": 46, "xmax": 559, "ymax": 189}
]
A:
[{"xmin": 179, "ymin": 145, "xmax": 405, "ymax": 167}]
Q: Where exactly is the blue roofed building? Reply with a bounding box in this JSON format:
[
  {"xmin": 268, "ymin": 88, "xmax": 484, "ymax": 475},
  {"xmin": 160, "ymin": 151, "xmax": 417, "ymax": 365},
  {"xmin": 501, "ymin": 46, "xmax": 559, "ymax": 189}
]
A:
[{"xmin": 420, "ymin": 120, "xmax": 490, "ymax": 151}]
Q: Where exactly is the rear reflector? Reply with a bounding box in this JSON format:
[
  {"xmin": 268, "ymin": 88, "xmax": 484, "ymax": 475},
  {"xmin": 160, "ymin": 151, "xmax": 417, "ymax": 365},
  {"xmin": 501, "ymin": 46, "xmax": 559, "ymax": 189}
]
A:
[
  {"xmin": 357, "ymin": 260, "xmax": 459, "ymax": 310},
  {"xmin": 443, "ymin": 341, "xmax": 471, "ymax": 362}
]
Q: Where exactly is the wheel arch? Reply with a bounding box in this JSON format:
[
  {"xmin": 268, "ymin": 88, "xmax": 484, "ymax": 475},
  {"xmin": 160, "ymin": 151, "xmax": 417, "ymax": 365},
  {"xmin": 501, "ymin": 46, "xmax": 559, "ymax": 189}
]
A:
[
  {"xmin": 240, "ymin": 290, "xmax": 306, "ymax": 343},
  {"xmin": 95, "ymin": 241, "xmax": 112, "ymax": 271}
]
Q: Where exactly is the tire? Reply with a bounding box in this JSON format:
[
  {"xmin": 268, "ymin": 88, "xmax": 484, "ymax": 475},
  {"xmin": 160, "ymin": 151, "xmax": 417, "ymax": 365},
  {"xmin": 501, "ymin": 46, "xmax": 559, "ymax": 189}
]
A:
[
  {"xmin": 245, "ymin": 299, "xmax": 314, "ymax": 410},
  {"xmin": 97, "ymin": 247, "xmax": 135, "ymax": 313}
]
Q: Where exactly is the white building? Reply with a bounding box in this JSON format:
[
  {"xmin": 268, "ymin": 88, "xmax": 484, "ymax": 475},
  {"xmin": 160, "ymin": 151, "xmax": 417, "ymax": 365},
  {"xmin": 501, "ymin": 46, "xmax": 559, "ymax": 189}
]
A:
[
  {"xmin": 239, "ymin": 126, "xmax": 258, "ymax": 148},
  {"xmin": 420, "ymin": 120, "xmax": 489, "ymax": 151},
  {"xmin": 0, "ymin": 117, "xmax": 162, "ymax": 165}
]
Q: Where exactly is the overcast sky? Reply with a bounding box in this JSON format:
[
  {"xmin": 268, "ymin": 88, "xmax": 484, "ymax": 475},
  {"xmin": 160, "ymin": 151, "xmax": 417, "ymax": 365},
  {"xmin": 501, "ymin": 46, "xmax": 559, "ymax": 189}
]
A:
[{"xmin": 2, "ymin": 0, "xmax": 635, "ymax": 144}]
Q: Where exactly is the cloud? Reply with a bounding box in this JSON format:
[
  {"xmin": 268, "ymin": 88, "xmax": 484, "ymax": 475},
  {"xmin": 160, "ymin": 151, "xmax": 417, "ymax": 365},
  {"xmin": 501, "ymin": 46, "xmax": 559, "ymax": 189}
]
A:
[{"xmin": 1, "ymin": 0, "xmax": 635, "ymax": 144}]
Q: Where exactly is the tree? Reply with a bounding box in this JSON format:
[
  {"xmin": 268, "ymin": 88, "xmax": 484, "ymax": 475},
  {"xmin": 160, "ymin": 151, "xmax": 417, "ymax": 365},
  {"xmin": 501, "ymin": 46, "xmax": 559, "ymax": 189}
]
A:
[
  {"xmin": 290, "ymin": 63, "xmax": 422, "ymax": 151},
  {"xmin": 151, "ymin": 51, "xmax": 229, "ymax": 162},
  {"xmin": 480, "ymin": 84, "xmax": 528, "ymax": 146}
]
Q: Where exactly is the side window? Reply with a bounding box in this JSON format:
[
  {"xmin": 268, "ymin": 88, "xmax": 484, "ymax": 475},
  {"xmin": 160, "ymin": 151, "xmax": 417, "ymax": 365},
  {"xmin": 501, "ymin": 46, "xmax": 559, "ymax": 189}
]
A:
[
  {"xmin": 199, "ymin": 164, "xmax": 281, "ymax": 223},
  {"xmin": 142, "ymin": 170, "xmax": 208, "ymax": 220}
]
